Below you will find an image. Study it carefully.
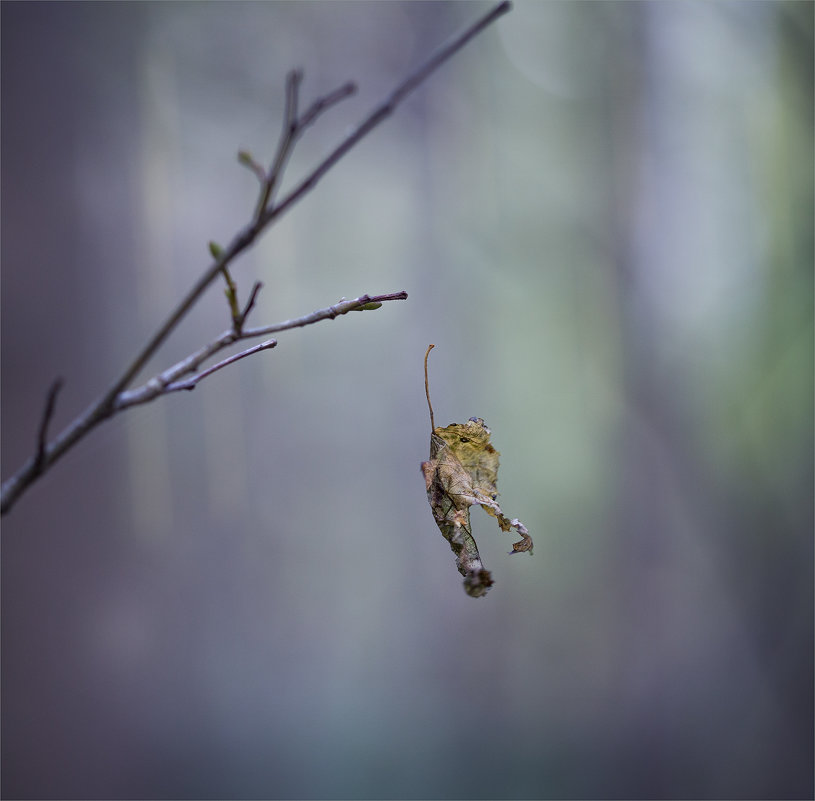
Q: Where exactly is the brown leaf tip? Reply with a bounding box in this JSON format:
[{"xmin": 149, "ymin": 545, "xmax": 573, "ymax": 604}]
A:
[
  {"xmin": 463, "ymin": 568, "xmax": 494, "ymax": 598},
  {"xmin": 510, "ymin": 535, "xmax": 534, "ymax": 554},
  {"xmin": 508, "ymin": 518, "xmax": 533, "ymax": 554}
]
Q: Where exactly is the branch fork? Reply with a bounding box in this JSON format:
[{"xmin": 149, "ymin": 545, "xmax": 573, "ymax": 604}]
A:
[{"xmin": 1, "ymin": 1, "xmax": 512, "ymax": 516}]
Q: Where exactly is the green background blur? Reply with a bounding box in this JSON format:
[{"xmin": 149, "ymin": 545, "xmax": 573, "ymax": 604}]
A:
[{"xmin": 2, "ymin": 2, "xmax": 812, "ymax": 799}]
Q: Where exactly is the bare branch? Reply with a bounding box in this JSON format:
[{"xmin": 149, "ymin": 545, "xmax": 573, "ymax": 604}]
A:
[
  {"xmin": 297, "ymin": 81, "xmax": 357, "ymax": 131},
  {"xmin": 166, "ymin": 340, "xmax": 278, "ymax": 392},
  {"xmin": 261, "ymin": 1, "xmax": 512, "ymax": 230},
  {"xmin": 33, "ymin": 379, "xmax": 64, "ymax": 474},
  {"xmin": 113, "ymin": 290, "xmax": 407, "ymax": 411},
  {"xmin": 255, "ymin": 69, "xmax": 305, "ymax": 222},
  {"xmin": 108, "ymin": 0, "xmax": 508, "ymax": 422},
  {"xmin": 0, "ymin": 2, "xmax": 512, "ymax": 515},
  {"xmin": 244, "ymin": 291, "xmax": 409, "ymax": 336},
  {"xmin": 255, "ymin": 72, "xmax": 357, "ymax": 223},
  {"xmin": 113, "ymin": 331, "xmax": 241, "ymax": 410},
  {"xmin": 240, "ymin": 281, "xmax": 264, "ymax": 327},
  {"xmin": 285, "ymin": 68, "xmax": 303, "ymax": 130}
]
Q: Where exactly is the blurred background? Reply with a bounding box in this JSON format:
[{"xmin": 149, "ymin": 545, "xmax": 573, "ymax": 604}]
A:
[{"xmin": 2, "ymin": 2, "xmax": 812, "ymax": 799}]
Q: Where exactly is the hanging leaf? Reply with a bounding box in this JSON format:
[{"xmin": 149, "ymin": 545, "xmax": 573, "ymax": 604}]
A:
[{"xmin": 420, "ymin": 344, "xmax": 532, "ymax": 598}]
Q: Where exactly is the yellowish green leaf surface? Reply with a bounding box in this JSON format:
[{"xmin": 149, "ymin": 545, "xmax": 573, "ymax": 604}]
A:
[{"xmin": 421, "ymin": 345, "xmax": 532, "ymax": 597}]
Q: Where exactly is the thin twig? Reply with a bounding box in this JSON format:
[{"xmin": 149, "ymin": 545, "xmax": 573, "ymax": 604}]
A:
[
  {"xmin": 240, "ymin": 281, "xmax": 264, "ymax": 327},
  {"xmin": 286, "ymin": 68, "xmax": 302, "ymax": 130},
  {"xmin": 166, "ymin": 340, "xmax": 278, "ymax": 392},
  {"xmin": 297, "ymin": 81, "xmax": 357, "ymax": 131},
  {"xmin": 33, "ymin": 379, "xmax": 64, "ymax": 474},
  {"xmin": 255, "ymin": 69, "xmax": 304, "ymax": 222},
  {"xmin": 260, "ymin": 1, "xmax": 512, "ymax": 231},
  {"xmin": 0, "ymin": 2, "xmax": 511, "ymax": 516},
  {"xmin": 113, "ymin": 331, "xmax": 243, "ymax": 410},
  {"xmin": 113, "ymin": 291, "xmax": 407, "ymax": 411},
  {"xmin": 242, "ymin": 291, "xmax": 409, "ymax": 336},
  {"xmin": 256, "ymin": 71, "xmax": 357, "ymax": 223}
]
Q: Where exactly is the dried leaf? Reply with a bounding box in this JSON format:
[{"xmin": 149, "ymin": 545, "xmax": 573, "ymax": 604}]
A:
[{"xmin": 421, "ymin": 345, "xmax": 532, "ymax": 597}]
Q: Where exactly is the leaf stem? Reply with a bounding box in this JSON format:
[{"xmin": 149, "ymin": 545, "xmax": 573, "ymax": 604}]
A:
[{"xmin": 424, "ymin": 344, "xmax": 436, "ymax": 432}]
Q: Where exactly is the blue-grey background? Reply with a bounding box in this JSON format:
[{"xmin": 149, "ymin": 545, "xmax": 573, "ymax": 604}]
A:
[{"xmin": 2, "ymin": 2, "xmax": 812, "ymax": 799}]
